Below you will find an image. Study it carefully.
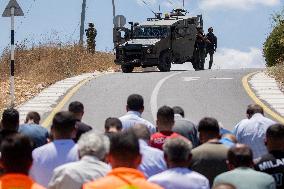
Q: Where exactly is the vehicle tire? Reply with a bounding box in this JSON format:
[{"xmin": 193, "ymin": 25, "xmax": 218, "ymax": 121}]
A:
[
  {"xmin": 121, "ymin": 65, "xmax": 134, "ymax": 73},
  {"xmin": 158, "ymin": 52, "xmax": 172, "ymax": 72}
]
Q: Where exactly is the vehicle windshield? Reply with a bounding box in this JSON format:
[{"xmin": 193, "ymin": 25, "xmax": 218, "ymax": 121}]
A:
[{"xmin": 133, "ymin": 26, "xmax": 169, "ymax": 39}]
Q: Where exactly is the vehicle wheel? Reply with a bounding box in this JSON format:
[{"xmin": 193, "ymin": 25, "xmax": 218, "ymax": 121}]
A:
[
  {"xmin": 158, "ymin": 52, "xmax": 172, "ymax": 72},
  {"xmin": 121, "ymin": 65, "xmax": 134, "ymax": 73}
]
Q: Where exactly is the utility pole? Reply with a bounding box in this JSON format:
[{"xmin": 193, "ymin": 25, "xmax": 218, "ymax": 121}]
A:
[
  {"xmin": 79, "ymin": 0, "xmax": 87, "ymax": 46},
  {"xmin": 112, "ymin": 0, "xmax": 116, "ymax": 23}
]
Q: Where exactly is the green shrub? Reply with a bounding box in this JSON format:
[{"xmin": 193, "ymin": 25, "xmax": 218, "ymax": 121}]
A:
[{"xmin": 264, "ymin": 10, "xmax": 284, "ymax": 67}]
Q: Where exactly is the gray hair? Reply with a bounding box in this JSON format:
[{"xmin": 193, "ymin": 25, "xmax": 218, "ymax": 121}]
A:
[
  {"xmin": 77, "ymin": 131, "xmax": 110, "ymax": 160},
  {"xmin": 163, "ymin": 137, "xmax": 192, "ymax": 163}
]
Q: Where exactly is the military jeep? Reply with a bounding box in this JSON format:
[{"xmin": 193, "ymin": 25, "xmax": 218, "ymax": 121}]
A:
[{"xmin": 113, "ymin": 9, "xmax": 203, "ymax": 73}]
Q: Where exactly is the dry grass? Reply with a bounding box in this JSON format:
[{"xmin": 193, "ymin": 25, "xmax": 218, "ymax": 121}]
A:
[
  {"xmin": 0, "ymin": 43, "xmax": 117, "ymax": 114},
  {"xmin": 267, "ymin": 63, "xmax": 284, "ymax": 91}
]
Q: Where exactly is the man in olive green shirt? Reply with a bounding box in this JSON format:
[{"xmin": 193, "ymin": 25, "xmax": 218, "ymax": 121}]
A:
[
  {"xmin": 190, "ymin": 117, "xmax": 228, "ymax": 186},
  {"xmin": 213, "ymin": 144, "xmax": 276, "ymax": 189}
]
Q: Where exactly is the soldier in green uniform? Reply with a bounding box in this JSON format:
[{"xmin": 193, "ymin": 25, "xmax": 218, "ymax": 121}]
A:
[
  {"xmin": 193, "ymin": 27, "xmax": 207, "ymax": 70},
  {"xmin": 206, "ymin": 27, "xmax": 217, "ymax": 69},
  {"xmin": 85, "ymin": 23, "xmax": 97, "ymax": 53}
]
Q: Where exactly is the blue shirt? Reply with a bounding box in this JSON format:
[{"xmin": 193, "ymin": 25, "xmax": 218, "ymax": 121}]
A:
[
  {"xmin": 19, "ymin": 124, "xmax": 49, "ymax": 148},
  {"xmin": 138, "ymin": 140, "xmax": 167, "ymax": 178},
  {"xmin": 30, "ymin": 139, "xmax": 78, "ymax": 187},
  {"xmin": 119, "ymin": 111, "xmax": 156, "ymax": 134},
  {"xmin": 233, "ymin": 114, "xmax": 275, "ymax": 159},
  {"xmin": 219, "ymin": 138, "xmax": 235, "ymax": 148}
]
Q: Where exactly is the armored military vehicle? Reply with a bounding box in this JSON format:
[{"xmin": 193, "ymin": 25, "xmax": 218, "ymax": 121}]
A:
[{"xmin": 113, "ymin": 9, "xmax": 203, "ymax": 73}]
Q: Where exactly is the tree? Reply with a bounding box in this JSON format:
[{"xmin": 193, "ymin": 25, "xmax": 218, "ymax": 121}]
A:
[{"xmin": 263, "ymin": 8, "xmax": 284, "ymax": 67}]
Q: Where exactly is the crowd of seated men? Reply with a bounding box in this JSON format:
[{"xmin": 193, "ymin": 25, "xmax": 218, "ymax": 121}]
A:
[{"xmin": 0, "ymin": 94, "xmax": 283, "ymax": 189}]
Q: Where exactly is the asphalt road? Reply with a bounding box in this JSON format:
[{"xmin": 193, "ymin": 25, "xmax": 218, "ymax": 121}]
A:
[{"xmin": 61, "ymin": 68, "xmax": 261, "ymax": 133}]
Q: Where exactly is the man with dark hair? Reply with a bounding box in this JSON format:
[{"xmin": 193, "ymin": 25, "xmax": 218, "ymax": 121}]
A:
[
  {"xmin": 255, "ymin": 124, "xmax": 284, "ymax": 189},
  {"xmin": 234, "ymin": 104, "xmax": 275, "ymax": 158},
  {"xmin": 83, "ymin": 131, "xmax": 163, "ymax": 189},
  {"xmin": 172, "ymin": 106, "xmax": 198, "ymax": 147},
  {"xmin": 190, "ymin": 117, "xmax": 228, "ymax": 186},
  {"xmin": 19, "ymin": 111, "xmax": 49, "ymax": 149},
  {"xmin": 104, "ymin": 117, "xmax": 122, "ymax": 133},
  {"xmin": 129, "ymin": 124, "xmax": 166, "ymax": 178},
  {"xmin": 25, "ymin": 111, "xmax": 41, "ymax": 124},
  {"xmin": 119, "ymin": 94, "xmax": 156, "ymax": 134},
  {"xmin": 68, "ymin": 101, "xmax": 92, "ymax": 142},
  {"xmin": 150, "ymin": 106, "xmax": 180, "ymax": 150},
  {"xmin": 213, "ymin": 144, "xmax": 276, "ymax": 189},
  {"xmin": 0, "ymin": 133, "xmax": 45, "ymax": 188},
  {"xmin": 30, "ymin": 111, "xmax": 78, "ymax": 187},
  {"xmin": 0, "ymin": 108, "xmax": 19, "ymax": 144},
  {"xmin": 148, "ymin": 138, "xmax": 209, "ymax": 189}
]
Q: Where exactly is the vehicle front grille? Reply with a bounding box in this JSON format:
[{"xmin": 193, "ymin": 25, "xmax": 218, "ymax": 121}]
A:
[{"xmin": 124, "ymin": 44, "xmax": 143, "ymax": 61}]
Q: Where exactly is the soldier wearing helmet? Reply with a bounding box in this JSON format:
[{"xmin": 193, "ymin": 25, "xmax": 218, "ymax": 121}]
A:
[
  {"xmin": 85, "ymin": 23, "xmax": 97, "ymax": 53},
  {"xmin": 206, "ymin": 27, "xmax": 217, "ymax": 69},
  {"xmin": 193, "ymin": 26, "xmax": 207, "ymax": 70}
]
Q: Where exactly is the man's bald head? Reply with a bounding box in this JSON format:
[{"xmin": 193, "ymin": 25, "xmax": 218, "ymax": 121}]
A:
[
  {"xmin": 129, "ymin": 123, "xmax": 151, "ymax": 141},
  {"xmin": 213, "ymin": 183, "xmax": 236, "ymax": 189}
]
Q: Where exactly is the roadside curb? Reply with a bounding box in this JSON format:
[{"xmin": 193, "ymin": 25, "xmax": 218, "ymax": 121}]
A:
[
  {"xmin": 17, "ymin": 72, "xmax": 102, "ymax": 126},
  {"xmin": 243, "ymin": 71, "xmax": 284, "ymax": 124}
]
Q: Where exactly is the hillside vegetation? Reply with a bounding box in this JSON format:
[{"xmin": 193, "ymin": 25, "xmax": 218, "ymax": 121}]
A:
[
  {"xmin": 264, "ymin": 8, "xmax": 284, "ymax": 86},
  {"xmin": 0, "ymin": 42, "xmax": 116, "ymax": 113}
]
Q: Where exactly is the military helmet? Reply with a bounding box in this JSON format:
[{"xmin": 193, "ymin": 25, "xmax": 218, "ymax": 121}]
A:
[{"xmin": 208, "ymin": 27, "xmax": 213, "ymax": 32}]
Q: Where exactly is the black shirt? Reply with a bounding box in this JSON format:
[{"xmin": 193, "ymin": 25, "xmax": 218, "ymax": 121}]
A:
[
  {"xmin": 255, "ymin": 151, "xmax": 284, "ymax": 189},
  {"xmin": 206, "ymin": 32, "xmax": 217, "ymax": 51}
]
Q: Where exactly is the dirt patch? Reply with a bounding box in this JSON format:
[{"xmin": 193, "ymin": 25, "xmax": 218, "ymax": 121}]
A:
[{"xmin": 0, "ymin": 44, "xmax": 118, "ymax": 115}]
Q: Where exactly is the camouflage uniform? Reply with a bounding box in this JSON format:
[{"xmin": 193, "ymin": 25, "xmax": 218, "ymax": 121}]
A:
[
  {"xmin": 85, "ymin": 23, "xmax": 97, "ymax": 53},
  {"xmin": 206, "ymin": 27, "xmax": 217, "ymax": 69},
  {"xmin": 194, "ymin": 28, "xmax": 207, "ymax": 70}
]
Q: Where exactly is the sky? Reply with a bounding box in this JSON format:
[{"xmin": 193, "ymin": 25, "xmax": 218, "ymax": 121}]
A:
[{"xmin": 0, "ymin": 0, "xmax": 283, "ymax": 69}]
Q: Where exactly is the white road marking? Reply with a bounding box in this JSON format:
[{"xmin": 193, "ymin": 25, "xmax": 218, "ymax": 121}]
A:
[
  {"xmin": 150, "ymin": 72, "xmax": 183, "ymax": 120},
  {"xmin": 183, "ymin": 77, "xmax": 200, "ymax": 81},
  {"xmin": 209, "ymin": 78, "xmax": 233, "ymax": 80}
]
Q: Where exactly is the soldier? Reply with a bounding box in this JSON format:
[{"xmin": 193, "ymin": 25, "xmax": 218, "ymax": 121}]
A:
[
  {"xmin": 193, "ymin": 27, "xmax": 207, "ymax": 70},
  {"xmin": 85, "ymin": 23, "xmax": 97, "ymax": 53},
  {"xmin": 206, "ymin": 27, "xmax": 217, "ymax": 69}
]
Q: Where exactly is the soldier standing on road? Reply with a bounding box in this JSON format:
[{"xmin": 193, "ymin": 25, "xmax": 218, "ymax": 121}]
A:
[
  {"xmin": 85, "ymin": 23, "xmax": 97, "ymax": 53},
  {"xmin": 194, "ymin": 27, "xmax": 207, "ymax": 70},
  {"xmin": 206, "ymin": 27, "xmax": 217, "ymax": 69}
]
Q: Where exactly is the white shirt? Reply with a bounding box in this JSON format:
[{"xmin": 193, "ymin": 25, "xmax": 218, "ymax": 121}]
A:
[
  {"xmin": 148, "ymin": 167, "xmax": 210, "ymax": 189},
  {"xmin": 233, "ymin": 114, "xmax": 275, "ymax": 159},
  {"xmin": 30, "ymin": 139, "xmax": 78, "ymax": 187},
  {"xmin": 48, "ymin": 155, "xmax": 111, "ymax": 189},
  {"xmin": 119, "ymin": 111, "xmax": 156, "ymax": 134}
]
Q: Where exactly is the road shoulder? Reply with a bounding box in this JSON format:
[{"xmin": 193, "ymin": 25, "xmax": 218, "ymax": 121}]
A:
[
  {"xmin": 244, "ymin": 71, "xmax": 284, "ymax": 124},
  {"xmin": 17, "ymin": 72, "xmax": 109, "ymax": 128}
]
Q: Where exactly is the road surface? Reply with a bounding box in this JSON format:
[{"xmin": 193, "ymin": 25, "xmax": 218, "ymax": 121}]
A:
[{"xmin": 59, "ymin": 68, "xmax": 263, "ymax": 133}]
